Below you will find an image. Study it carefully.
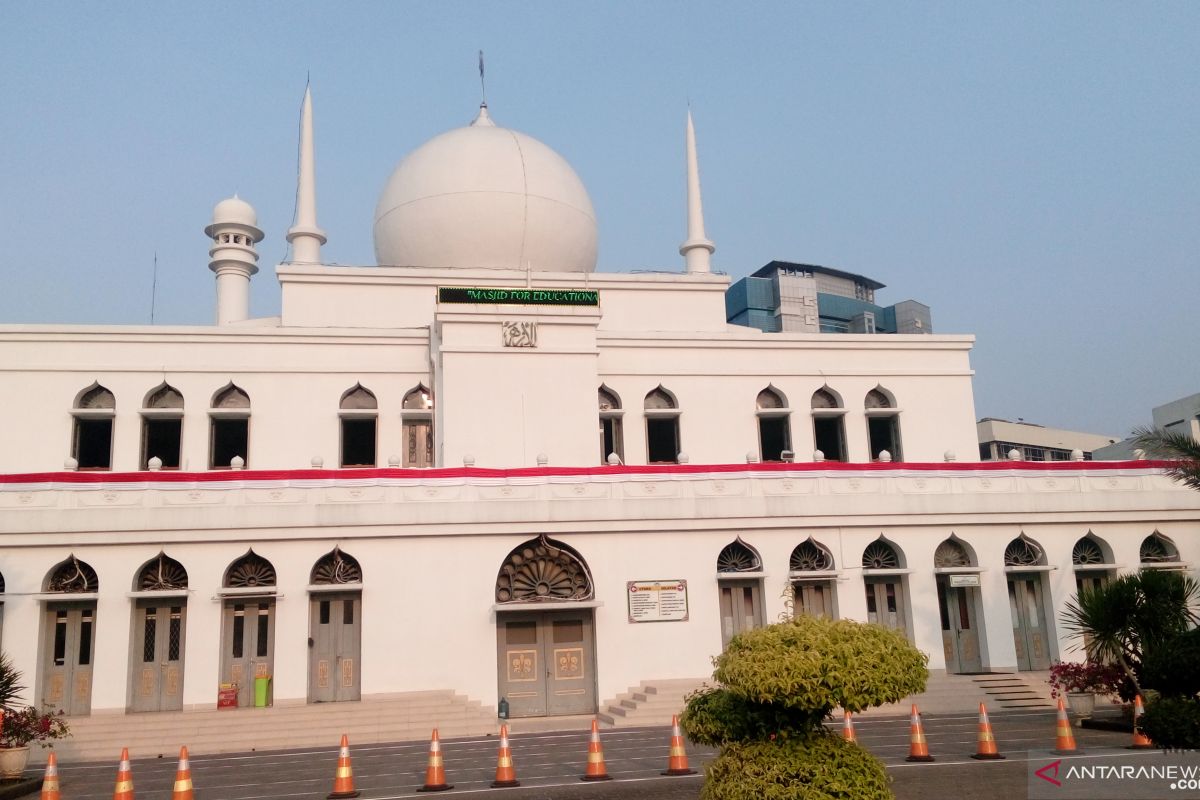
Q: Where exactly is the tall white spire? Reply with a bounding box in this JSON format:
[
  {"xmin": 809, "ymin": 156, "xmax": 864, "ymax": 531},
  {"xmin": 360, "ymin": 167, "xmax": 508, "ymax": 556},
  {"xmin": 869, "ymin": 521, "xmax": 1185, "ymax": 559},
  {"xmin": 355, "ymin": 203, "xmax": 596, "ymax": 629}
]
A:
[
  {"xmin": 679, "ymin": 109, "xmax": 714, "ymax": 274},
  {"xmin": 286, "ymin": 84, "xmax": 327, "ymax": 263}
]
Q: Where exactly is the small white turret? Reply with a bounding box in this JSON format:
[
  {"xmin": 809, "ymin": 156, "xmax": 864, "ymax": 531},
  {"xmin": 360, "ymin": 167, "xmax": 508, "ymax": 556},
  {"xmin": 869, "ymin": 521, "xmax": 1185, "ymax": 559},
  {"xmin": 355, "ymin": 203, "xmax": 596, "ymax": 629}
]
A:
[
  {"xmin": 679, "ymin": 109, "xmax": 715, "ymax": 274},
  {"xmin": 286, "ymin": 85, "xmax": 327, "ymax": 263},
  {"xmin": 205, "ymin": 195, "xmax": 263, "ymax": 325}
]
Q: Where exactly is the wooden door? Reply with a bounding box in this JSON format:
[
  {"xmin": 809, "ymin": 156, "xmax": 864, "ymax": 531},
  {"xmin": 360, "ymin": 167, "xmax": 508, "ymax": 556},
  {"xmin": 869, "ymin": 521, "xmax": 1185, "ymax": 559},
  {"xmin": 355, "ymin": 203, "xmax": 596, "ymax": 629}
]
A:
[
  {"xmin": 937, "ymin": 580, "xmax": 982, "ymax": 673},
  {"xmin": 1008, "ymin": 575, "xmax": 1051, "ymax": 670},
  {"xmin": 221, "ymin": 600, "xmax": 275, "ymax": 706},
  {"xmin": 309, "ymin": 593, "xmax": 362, "ymax": 703},
  {"xmin": 41, "ymin": 603, "xmax": 95, "ymax": 715},
  {"xmin": 794, "ymin": 581, "xmax": 835, "ymax": 618},
  {"xmin": 497, "ymin": 611, "xmax": 597, "ymax": 718},
  {"xmin": 864, "ymin": 578, "xmax": 909, "ymax": 638},
  {"xmin": 130, "ymin": 601, "xmax": 185, "ymax": 712},
  {"xmin": 718, "ymin": 579, "xmax": 764, "ymax": 648}
]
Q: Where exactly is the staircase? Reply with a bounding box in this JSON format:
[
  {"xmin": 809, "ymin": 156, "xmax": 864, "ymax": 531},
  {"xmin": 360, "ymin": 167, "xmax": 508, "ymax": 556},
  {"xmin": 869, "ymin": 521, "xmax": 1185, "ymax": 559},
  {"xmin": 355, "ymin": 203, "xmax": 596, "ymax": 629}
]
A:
[
  {"xmin": 597, "ymin": 678, "xmax": 707, "ymax": 727},
  {"xmin": 971, "ymin": 671, "xmax": 1055, "ymax": 710},
  {"xmin": 38, "ymin": 691, "xmax": 499, "ymax": 765}
]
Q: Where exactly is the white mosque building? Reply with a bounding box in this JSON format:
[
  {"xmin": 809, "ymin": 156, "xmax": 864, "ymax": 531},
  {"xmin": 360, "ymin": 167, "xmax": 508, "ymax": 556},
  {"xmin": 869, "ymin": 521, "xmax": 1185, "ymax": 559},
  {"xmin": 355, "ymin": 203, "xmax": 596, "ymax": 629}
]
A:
[{"xmin": 0, "ymin": 87, "xmax": 1196, "ymax": 724}]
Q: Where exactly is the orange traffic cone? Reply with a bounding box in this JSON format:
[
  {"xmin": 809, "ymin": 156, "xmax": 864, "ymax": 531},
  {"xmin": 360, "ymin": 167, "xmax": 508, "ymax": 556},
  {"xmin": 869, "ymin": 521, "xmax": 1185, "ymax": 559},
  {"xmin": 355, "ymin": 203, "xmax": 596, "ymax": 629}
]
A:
[
  {"xmin": 905, "ymin": 704, "xmax": 934, "ymax": 762},
  {"xmin": 171, "ymin": 746, "xmax": 195, "ymax": 800},
  {"xmin": 40, "ymin": 752, "xmax": 61, "ymax": 800},
  {"xmin": 842, "ymin": 710, "xmax": 857, "ymax": 742},
  {"xmin": 580, "ymin": 719, "xmax": 612, "ymax": 781},
  {"xmin": 662, "ymin": 714, "xmax": 696, "ymax": 776},
  {"xmin": 1053, "ymin": 698, "xmax": 1079, "ymax": 754},
  {"xmin": 328, "ymin": 735, "xmax": 360, "ymax": 799},
  {"xmin": 416, "ymin": 729, "xmax": 453, "ymax": 792},
  {"xmin": 1129, "ymin": 696, "xmax": 1154, "ymax": 750},
  {"xmin": 970, "ymin": 703, "xmax": 1005, "ymax": 760},
  {"xmin": 490, "ymin": 724, "xmax": 520, "ymax": 788},
  {"xmin": 113, "ymin": 747, "xmax": 134, "ymax": 800}
]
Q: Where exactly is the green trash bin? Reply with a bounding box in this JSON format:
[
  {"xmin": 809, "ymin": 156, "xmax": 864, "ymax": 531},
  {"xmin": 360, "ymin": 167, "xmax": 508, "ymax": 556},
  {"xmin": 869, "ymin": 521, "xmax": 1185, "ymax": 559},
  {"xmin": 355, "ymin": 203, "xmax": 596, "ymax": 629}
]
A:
[{"xmin": 254, "ymin": 676, "xmax": 271, "ymax": 708}]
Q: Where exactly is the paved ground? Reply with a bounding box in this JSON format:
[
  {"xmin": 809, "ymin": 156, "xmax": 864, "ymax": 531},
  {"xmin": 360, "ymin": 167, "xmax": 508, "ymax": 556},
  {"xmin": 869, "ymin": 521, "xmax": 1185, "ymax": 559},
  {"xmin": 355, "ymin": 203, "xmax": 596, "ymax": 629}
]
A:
[{"xmin": 45, "ymin": 710, "xmax": 1142, "ymax": 799}]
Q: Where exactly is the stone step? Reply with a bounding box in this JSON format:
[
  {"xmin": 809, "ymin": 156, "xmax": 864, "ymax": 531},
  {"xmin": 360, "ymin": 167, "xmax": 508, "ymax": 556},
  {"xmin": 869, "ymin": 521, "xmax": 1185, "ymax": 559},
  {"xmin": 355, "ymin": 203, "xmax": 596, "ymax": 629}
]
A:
[{"xmin": 38, "ymin": 691, "xmax": 500, "ymax": 765}]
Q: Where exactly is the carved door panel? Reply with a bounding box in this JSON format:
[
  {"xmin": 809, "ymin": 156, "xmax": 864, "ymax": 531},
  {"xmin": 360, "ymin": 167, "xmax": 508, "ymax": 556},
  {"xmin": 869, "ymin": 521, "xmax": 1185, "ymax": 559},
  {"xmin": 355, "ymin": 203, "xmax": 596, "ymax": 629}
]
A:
[
  {"xmin": 497, "ymin": 611, "xmax": 596, "ymax": 718},
  {"xmin": 131, "ymin": 600, "xmax": 185, "ymax": 712},
  {"xmin": 309, "ymin": 593, "xmax": 361, "ymax": 703},
  {"xmin": 41, "ymin": 603, "xmax": 95, "ymax": 716},
  {"xmin": 937, "ymin": 580, "xmax": 982, "ymax": 673}
]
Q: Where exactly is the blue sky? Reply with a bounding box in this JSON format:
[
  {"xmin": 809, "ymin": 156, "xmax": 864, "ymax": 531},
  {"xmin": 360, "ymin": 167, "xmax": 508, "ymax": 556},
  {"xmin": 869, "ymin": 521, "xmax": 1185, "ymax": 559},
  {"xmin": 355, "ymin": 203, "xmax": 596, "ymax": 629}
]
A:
[{"xmin": 1, "ymin": 2, "xmax": 1196, "ymax": 437}]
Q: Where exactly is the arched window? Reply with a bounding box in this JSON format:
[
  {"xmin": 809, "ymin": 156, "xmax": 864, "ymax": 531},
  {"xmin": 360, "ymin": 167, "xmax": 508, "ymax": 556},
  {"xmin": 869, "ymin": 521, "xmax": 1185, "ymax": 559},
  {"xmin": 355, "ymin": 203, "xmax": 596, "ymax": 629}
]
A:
[
  {"xmin": 598, "ymin": 386, "xmax": 624, "ymax": 464},
  {"xmin": 1003, "ymin": 535, "xmax": 1046, "ymax": 567},
  {"xmin": 865, "ymin": 386, "xmax": 902, "ymax": 461},
  {"xmin": 862, "ymin": 540, "xmax": 902, "ymax": 570},
  {"xmin": 311, "ymin": 547, "xmax": 363, "ymax": 585},
  {"xmin": 811, "ymin": 387, "xmax": 846, "ymax": 461},
  {"xmin": 224, "ymin": 551, "xmax": 276, "ymax": 588},
  {"xmin": 933, "ymin": 539, "xmax": 973, "ymax": 568},
  {"xmin": 141, "ymin": 383, "xmax": 184, "ymax": 470},
  {"xmin": 1140, "ymin": 532, "xmax": 1180, "ymax": 565},
  {"xmin": 644, "ymin": 386, "xmax": 680, "ymax": 463},
  {"xmin": 339, "ymin": 384, "xmax": 378, "ymax": 468},
  {"xmin": 210, "ymin": 384, "xmax": 250, "ymax": 469},
  {"xmin": 716, "ymin": 538, "xmax": 762, "ymax": 573},
  {"xmin": 135, "ymin": 553, "xmax": 188, "ymax": 591},
  {"xmin": 1071, "ymin": 536, "xmax": 1107, "ymax": 567},
  {"xmin": 756, "ymin": 386, "xmax": 791, "ymax": 462},
  {"xmin": 494, "ymin": 535, "xmax": 593, "ymax": 603},
  {"xmin": 402, "ymin": 384, "xmax": 434, "ymax": 467},
  {"xmin": 45, "ymin": 555, "xmax": 99, "ymax": 593},
  {"xmin": 790, "ymin": 539, "xmax": 834, "ymax": 572},
  {"xmin": 72, "ymin": 383, "xmax": 115, "ymax": 470}
]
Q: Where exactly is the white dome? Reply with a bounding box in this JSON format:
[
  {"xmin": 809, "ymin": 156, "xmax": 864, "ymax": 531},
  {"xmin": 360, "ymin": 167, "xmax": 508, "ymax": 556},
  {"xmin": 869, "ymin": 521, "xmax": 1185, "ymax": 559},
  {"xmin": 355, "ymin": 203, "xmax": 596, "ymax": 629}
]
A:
[
  {"xmin": 210, "ymin": 195, "xmax": 257, "ymax": 227},
  {"xmin": 373, "ymin": 107, "xmax": 597, "ymax": 272}
]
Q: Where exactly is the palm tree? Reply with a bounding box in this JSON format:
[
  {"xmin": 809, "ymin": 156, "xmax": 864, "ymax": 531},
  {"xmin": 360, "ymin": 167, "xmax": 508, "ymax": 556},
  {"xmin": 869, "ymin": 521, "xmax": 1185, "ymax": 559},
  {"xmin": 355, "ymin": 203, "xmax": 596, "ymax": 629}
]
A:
[
  {"xmin": 1060, "ymin": 570, "xmax": 1200, "ymax": 698},
  {"xmin": 1132, "ymin": 426, "xmax": 1200, "ymax": 491}
]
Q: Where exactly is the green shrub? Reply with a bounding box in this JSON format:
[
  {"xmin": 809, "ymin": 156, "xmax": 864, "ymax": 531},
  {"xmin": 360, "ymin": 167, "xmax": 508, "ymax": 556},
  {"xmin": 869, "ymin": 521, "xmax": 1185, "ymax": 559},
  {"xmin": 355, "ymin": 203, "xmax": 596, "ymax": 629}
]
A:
[
  {"xmin": 1142, "ymin": 627, "xmax": 1200, "ymax": 699},
  {"xmin": 681, "ymin": 687, "xmax": 826, "ymax": 747},
  {"xmin": 701, "ymin": 733, "xmax": 891, "ymax": 800},
  {"xmin": 1141, "ymin": 697, "xmax": 1200, "ymax": 750},
  {"xmin": 713, "ymin": 616, "xmax": 928, "ymax": 713}
]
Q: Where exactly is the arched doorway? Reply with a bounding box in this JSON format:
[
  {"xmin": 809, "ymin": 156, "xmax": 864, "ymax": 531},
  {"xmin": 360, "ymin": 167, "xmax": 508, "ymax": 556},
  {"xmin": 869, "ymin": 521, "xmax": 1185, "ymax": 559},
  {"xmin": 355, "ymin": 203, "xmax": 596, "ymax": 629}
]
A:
[
  {"xmin": 1072, "ymin": 534, "xmax": 1115, "ymax": 594},
  {"xmin": 861, "ymin": 538, "xmax": 910, "ymax": 640},
  {"xmin": 494, "ymin": 535, "xmax": 596, "ymax": 718},
  {"xmin": 308, "ymin": 547, "xmax": 363, "ymax": 703},
  {"xmin": 933, "ymin": 537, "xmax": 983, "ymax": 673},
  {"xmin": 789, "ymin": 539, "xmax": 837, "ymax": 618},
  {"xmin": 220, "ymin": 551, "xmax": 277, "ymax": 707},
  {"xmin": 129, "ymin": 553, "xmax": 188, "ymax": 712},
  {"xmin": 40, "ymin": 555, "xmax": 99, "ymax": 715},
  {"xmin": 1004, "ymin": 535, "xmax": 1053, "ymax": 670}
]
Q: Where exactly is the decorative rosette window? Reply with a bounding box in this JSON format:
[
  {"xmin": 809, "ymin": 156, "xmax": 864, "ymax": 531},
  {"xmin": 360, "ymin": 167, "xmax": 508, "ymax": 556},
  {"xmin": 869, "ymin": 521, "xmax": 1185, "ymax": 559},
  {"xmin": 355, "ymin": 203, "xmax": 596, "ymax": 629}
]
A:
[{"xmin": 495, "ymin": 535, "xmax": 593, "ymax": 603}]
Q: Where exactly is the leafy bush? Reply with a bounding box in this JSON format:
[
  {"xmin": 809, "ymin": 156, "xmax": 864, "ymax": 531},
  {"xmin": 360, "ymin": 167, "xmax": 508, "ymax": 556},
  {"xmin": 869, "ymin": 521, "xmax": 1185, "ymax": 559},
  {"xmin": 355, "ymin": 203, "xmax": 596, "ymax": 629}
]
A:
[
  {"xmin": 684, "ymin": 616, "xmax": 928, "ymax": 799},
  {"xmin": 713, "ymin": 616, "xmax": 928, "ymax": 713},
  {"xmin": 682, "ymin": 687, "xmax": 826, "ymax": 747},
  {"xmin": 1141, "ymin": 697, "xmax": 1200, "ymax": 750},
  {"xmin": 1142, "ymin": 627, "xmax": 1200, "ymax": 699},
  {"xmin": 701, "ymin": 734, "xmax": 891, "ymax": 800}
]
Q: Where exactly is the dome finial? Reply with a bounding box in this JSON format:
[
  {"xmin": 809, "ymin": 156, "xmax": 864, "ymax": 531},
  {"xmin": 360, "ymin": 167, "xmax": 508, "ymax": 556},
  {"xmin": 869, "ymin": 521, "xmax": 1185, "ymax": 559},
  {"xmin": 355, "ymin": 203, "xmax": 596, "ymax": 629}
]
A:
[
  {"xmin": 679, "ymin": 108, "xmax": 715, "ymax": 274},
  {"xmin": 471, "ymin": 104, "xmax": 496, "ymax": 127}
]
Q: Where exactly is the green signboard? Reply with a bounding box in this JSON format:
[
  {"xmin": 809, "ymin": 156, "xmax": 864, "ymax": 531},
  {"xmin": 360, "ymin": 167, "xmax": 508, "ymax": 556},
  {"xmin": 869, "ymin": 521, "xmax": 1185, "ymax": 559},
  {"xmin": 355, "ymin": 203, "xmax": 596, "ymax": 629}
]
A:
[{"xmin": 437, "ymin": 287, "xmax": 599, "ymax": 306}]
